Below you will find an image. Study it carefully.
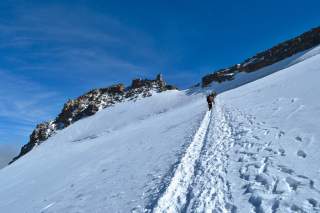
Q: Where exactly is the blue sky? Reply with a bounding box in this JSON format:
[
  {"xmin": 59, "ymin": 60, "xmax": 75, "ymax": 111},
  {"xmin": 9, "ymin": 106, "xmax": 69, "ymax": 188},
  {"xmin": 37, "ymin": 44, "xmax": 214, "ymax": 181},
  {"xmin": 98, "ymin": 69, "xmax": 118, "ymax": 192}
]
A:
[{"xmin": 0, "ymin": 0, "xmax": 320, "ymax": 163}]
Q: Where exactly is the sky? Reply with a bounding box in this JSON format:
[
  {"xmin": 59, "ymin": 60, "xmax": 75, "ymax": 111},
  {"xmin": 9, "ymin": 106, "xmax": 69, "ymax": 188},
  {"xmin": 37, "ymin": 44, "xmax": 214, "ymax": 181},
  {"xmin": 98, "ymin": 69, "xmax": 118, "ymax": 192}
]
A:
[{"xmin": 0, "ymin": 0, "xmax": 319, "ymax": 167}]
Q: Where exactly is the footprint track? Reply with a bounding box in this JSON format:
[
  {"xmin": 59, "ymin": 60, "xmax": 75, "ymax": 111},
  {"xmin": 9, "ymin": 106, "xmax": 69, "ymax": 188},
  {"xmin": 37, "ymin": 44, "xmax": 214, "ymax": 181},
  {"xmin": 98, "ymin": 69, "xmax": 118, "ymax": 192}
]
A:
[{"xmin": 297, "ymin": 150, "xmax": 307, "ymax": 158}]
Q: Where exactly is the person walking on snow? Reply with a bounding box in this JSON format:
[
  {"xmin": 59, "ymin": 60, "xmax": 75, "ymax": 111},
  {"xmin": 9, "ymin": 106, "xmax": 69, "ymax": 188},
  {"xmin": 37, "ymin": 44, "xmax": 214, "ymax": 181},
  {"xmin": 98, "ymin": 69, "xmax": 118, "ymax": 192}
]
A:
[{"xmin": 207, "ymin": 92, "xmax": 216, "ymax": 111}]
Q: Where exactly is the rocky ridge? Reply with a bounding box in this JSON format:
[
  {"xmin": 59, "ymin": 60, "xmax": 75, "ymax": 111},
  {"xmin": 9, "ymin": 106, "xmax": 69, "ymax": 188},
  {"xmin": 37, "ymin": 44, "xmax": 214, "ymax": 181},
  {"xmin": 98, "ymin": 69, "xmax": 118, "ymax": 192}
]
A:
[
  {"xmin": 202, "ymin": 26, "xmax": 320, "ymax": 87},
  {"xmin": 10, "ymin": 74, "xmax": 176, "ymax": 163}
]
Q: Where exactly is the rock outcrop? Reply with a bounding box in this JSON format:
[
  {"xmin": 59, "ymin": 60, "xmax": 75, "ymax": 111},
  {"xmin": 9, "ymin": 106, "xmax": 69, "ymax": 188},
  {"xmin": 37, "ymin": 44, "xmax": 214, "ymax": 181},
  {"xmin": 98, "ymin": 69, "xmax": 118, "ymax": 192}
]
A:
[
  {"xmin": 202, "ymin": 26, "xmax": 320, "ymax": 87},
  {"xmin": 10, "ymin": 74, "xmax": 176, "ymax": 164}
]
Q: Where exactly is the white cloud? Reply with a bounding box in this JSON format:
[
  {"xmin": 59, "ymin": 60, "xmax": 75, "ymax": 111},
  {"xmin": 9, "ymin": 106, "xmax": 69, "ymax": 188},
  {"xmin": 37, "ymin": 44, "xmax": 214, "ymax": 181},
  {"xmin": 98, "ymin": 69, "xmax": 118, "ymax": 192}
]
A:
[{"xmin": 0, "ymin": 4, "xmax": 162, "ymax": 75}]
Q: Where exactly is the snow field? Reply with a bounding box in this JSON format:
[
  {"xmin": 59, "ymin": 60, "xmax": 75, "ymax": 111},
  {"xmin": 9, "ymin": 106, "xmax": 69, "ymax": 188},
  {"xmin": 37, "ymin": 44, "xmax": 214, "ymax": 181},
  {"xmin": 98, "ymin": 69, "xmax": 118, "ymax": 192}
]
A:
[{"xmin": 1, "ymin": 45, "xmax": 320, "ymax": 212}]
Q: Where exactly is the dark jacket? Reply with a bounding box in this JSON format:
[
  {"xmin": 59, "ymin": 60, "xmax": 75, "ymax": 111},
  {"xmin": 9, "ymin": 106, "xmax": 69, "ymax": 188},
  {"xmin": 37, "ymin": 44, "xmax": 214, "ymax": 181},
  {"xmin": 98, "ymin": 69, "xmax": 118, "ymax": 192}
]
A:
[{"xmin": 207, "ymin": 95, "xmax": 214, "ymax": 103}]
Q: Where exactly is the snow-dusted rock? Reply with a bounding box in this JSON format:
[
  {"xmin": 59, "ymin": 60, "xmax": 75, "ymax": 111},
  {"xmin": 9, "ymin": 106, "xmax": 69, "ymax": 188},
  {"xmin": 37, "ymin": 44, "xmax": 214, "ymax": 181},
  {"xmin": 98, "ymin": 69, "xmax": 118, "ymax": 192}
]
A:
[
  {"xmin": 202, "ymin": 26, "xmax": 320, "ymax": 87},
  {"xmin": 10, "ymin": 74, "xmax": 176, "ymax": 163}
]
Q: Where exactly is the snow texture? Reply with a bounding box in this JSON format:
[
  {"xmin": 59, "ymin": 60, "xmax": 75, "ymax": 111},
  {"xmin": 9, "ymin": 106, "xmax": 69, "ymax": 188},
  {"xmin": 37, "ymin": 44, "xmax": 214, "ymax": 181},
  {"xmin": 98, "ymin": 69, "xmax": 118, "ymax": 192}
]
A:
[{"xmin": 1, "ymin": 45, "xmax": 320, "ymax": 212}]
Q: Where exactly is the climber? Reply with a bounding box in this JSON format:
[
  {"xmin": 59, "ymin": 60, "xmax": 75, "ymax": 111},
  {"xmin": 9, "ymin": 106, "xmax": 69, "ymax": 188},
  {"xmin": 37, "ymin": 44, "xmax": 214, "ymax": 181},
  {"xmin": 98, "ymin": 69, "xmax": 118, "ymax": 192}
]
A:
[{"xmin": 206, "ymin": 92, "xmax": 217, "ymax": 111}]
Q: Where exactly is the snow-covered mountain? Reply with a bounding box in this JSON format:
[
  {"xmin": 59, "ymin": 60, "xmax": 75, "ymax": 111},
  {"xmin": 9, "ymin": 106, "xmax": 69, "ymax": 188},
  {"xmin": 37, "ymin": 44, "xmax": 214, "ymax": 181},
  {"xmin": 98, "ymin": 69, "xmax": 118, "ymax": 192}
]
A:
[
  {"xmin": 1, "ymin": 28, "xmax": 320, "ymax": 212},
  {"xmin": 10, "ymin": 74, "xmax": 176, "ymax": 164}
]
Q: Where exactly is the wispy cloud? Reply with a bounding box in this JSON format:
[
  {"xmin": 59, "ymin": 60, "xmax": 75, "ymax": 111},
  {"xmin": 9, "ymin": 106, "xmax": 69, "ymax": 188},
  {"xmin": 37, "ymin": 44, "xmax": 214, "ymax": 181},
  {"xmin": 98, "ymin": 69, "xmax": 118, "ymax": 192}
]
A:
[
  {"xmin": 0, "ymin": 3, "xmax": 169, "ymax": 153},
  {"xmin": 0, "ymin": 70, "xmax": 62, "ymax": 147},
  {"xmin": 0, "ymin": 71, "xmax": 47, "ymax": 162},
  {"xmin": 0, "ymin": 74, "xmax": 58, "ymax": 164},
  {"xmin": 0, "ymin": 70, "xmax": 60, "ymax": 122},
  {"xmin": 0, "ymin": 5, "xmax": 163, "ymax": 83}
]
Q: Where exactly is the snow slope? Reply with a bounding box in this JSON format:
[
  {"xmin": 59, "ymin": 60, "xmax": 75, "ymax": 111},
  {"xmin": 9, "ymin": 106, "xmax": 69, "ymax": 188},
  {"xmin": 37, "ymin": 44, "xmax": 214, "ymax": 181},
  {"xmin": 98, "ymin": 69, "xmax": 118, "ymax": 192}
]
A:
[
  {"xmin": 219, "ymin": 48, "xmax": 320, "ymax": 212},
  {"xmin": 153, "ymin": 46, "xmax": 320, "ymax": 212},
  {"xmin": 1, "ymin": 46, "xmax": 320, "ymax": 212},
  {"xmin": 0, "ymin": 90, "xmax": 209, "ymax": 212}
]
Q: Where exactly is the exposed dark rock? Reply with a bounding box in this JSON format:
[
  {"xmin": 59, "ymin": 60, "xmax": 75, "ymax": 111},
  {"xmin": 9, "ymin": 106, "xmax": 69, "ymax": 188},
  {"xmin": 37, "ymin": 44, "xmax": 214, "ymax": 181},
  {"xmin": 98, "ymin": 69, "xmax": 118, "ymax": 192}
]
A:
[
  {"xmin": 10, "ymin": 121, "xmax": 56, "ymax": 163},
  {"xmin": 131, "ymin": 78, "xmax": 144, "ymax": 88},
  {"xmin": 156, "ymin": 74, "xmax": 166, "ymax": 89},
  {"xmin": 202, "ymin": 26, "xmax": 320, "ymax": 87},
  {"xmin": 165, "ymin": 85, "xmax": 178, "ymax": 90},
  {"xmin": 202, "ymin": 70, "xmax": 236, "ymax": 86},
  {"xmin": 101, "ymin": 84, "xmax": 125, "ymax": 94},
  {"xmin": 10, "ymin": 74, "xmax": 176, "ymax": 164}
]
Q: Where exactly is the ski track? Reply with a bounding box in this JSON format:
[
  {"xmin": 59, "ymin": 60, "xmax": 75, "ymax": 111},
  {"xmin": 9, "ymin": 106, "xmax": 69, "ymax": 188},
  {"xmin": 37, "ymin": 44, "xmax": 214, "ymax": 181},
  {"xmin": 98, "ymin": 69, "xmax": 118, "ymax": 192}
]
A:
[{"xmin": 152, "ymin": 99, "xmax": 320, "ymax": 213}]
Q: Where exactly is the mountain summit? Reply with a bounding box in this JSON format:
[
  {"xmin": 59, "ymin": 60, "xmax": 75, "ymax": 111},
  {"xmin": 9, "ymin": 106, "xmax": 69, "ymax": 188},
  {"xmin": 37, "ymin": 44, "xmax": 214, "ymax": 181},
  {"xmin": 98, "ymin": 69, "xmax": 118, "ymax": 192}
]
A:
[{"xmin": 10, "ymin": 74, "xmax": 176, "ymax": 163}]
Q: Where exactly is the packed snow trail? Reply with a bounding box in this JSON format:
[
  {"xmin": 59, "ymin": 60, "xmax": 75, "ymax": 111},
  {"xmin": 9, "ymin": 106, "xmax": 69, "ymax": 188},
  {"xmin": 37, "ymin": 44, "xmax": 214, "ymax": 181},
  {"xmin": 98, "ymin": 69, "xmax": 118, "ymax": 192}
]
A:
[
  {"xmin": 153, "ymin": 102, "xmax": 237, "ymax": 212},
  {"xmin": 153, "ymin": 110, "xmax": 211, "ymax": 212},
  {"xmin": 153, "ymin": 48, "xmax": 320, "ymax": 212},
  {"xmin": 153, "ymin": 93, "xmax": 320, "ymax": 212},
  {"xmin": 185, "ymin": 103, "xmax": 236, "ymax": 213},
  {"xmin": 1, "ymin": 45, "xmax": 320, "ymax": 213}
]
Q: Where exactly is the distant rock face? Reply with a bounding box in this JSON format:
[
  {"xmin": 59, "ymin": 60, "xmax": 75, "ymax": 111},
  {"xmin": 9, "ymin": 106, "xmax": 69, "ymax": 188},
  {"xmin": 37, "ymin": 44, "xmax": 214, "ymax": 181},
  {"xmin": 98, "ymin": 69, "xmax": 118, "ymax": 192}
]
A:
[
  {"xmin": 202, "ymin": 27, "xmax": 320, "ymax": 87},
  {"xmin": 10, "ymin": 74, "xmax": 176, "ymax": 164},
  {"xmin": 55, "ymin": 84, "xmax": 126, "ymax": 128}
]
